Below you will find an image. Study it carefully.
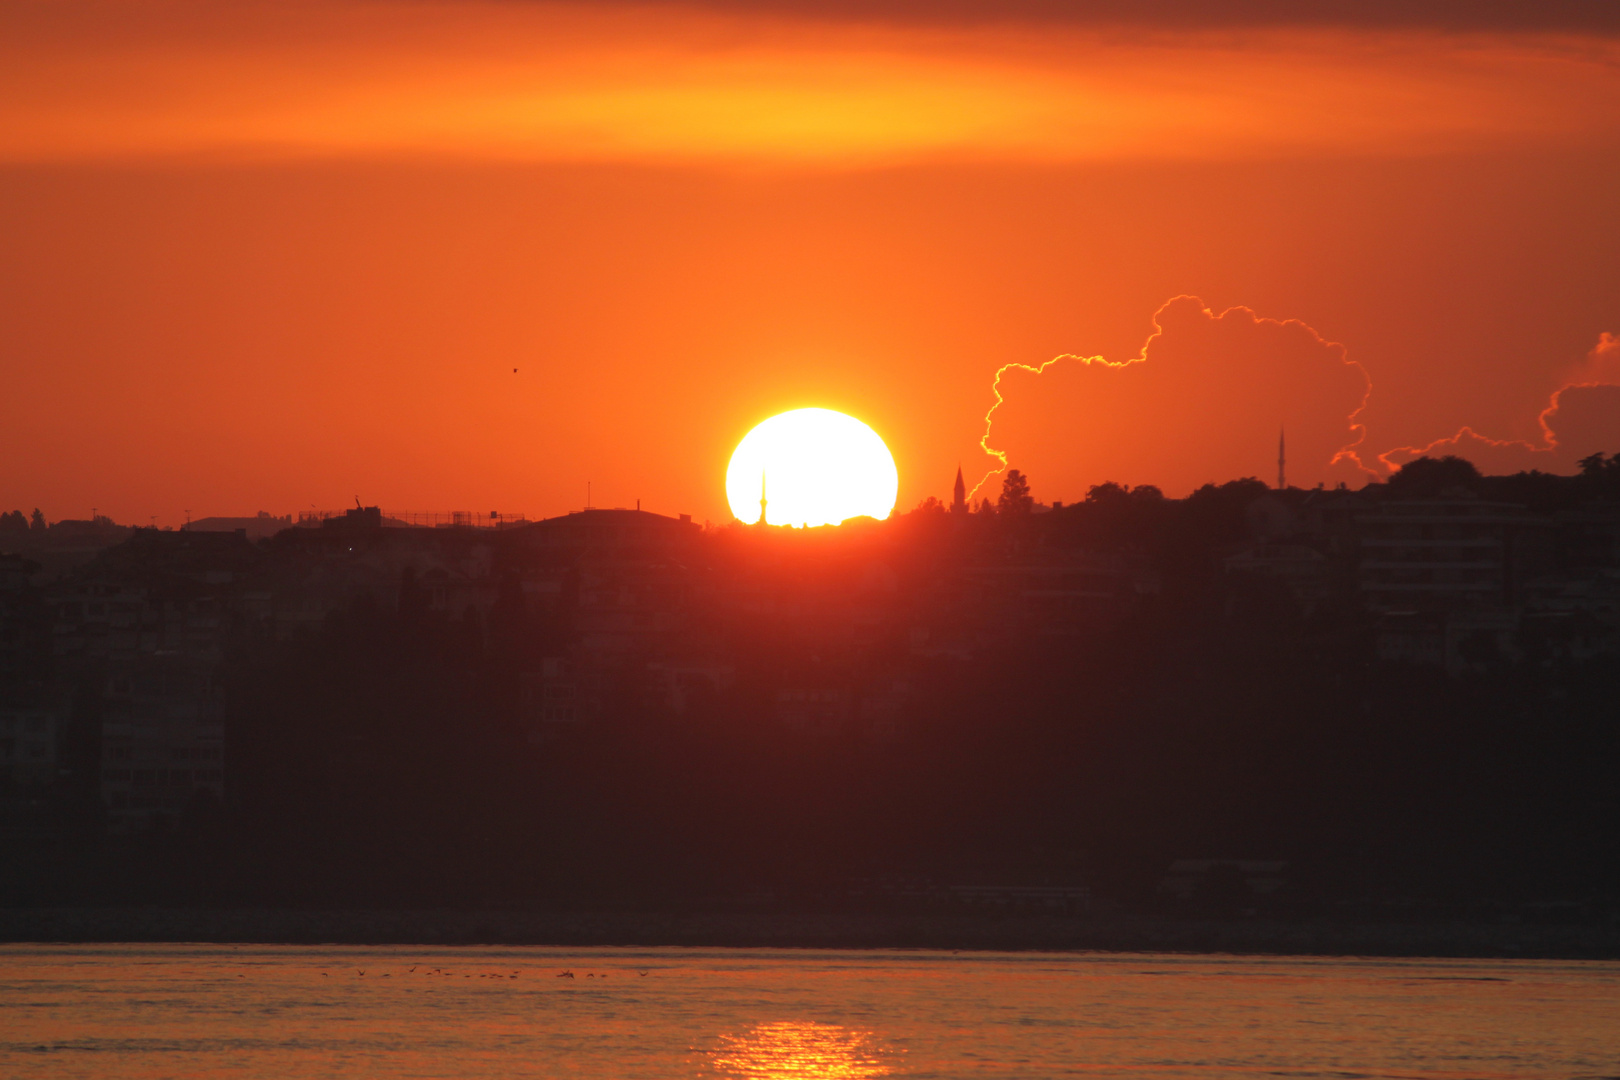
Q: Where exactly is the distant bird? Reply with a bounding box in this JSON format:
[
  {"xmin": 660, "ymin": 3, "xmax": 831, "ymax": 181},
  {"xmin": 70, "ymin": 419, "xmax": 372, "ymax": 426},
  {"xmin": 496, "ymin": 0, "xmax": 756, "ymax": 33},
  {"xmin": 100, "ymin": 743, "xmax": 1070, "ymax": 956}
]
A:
[
  {"xmin": 409, "ymin": 966, "xmax": 417, "ymax": 973},
  {"xmin": 638, "ymin": 970, "xmax": 648, "ymax": 977},
  {"xmin": 559, "ymin": 970, "xmax": 574, "ymax": 978},
  {"xmin": 321, "ymin": 972, "xmax": 329, "ymax": 977},
  {"xmin": 513, "ymin": 368, "xmax": 518, "ymax": 373},
  {"xmin": 358, "ymin": 970, "xmax": 365, "ymax": 976}
]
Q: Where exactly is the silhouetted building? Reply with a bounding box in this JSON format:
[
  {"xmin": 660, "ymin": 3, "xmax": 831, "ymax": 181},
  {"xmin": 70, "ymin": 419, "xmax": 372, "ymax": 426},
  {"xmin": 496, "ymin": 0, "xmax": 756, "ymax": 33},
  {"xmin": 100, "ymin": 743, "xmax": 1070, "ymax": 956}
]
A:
[
  {"xmin": 0, "ymin": 703, "xmax": 62, "ymax": 839},
  {"xmin": 46, "ymin": 528, "xmax": 263, "ymax": 667},
  {"xmin": 1224, "ymin": 544, "xmax": 1333, "ymax": 611},
  {"xmin": 575, "ymin": 549, "xmax": 692, "ymax": 656},
  {"xmin": 1554, "ymin": 504, "xmax": 1620, "ymax": 572},
  {"xmin": 99, "ymin": 658, "xmax": 224, "ymax": 833},
  {"xmin": 184, "ymin": 511, "xmax": 292, "ymax": 540},
  {"xmin": 39, "ymin": 531, "xmax": 260, "ymax": 833},
  {"xmin": 511, "ymin": 509, "xmax": 702, "ymax": 678},
  {"xmin": 0, "ymin": 554, "xmax": 47, "ymax": 689},
  {"xmin": 1355, "ymin": 496, "xmax": 1555, "ymax": 611},
  {"xmin": 1298, "ymin": 488, "xmax": 1375, "ymax": 558},
  {"xmin": 520, "ymin": 656, "xmax": 578, "ymax": 742},
  {"xmin": 269, "ymin": 517, "xmax": 503, "ymax": 629},
  {"xmin": 0, "ymin": 554, "xmax": 34, "ymax": 591},
  {"xmin": 514, "ymin": 508, "xmax": 699, "ymax": 554},
  {"xmin": 957, "ymin": 554, "xmax": 1152, "ymax": 638},
  {"xmin": 419, "ymin": 562, "xmax": 498, "ymax": 619},
  {"xmin": 322, "ymin": 505, "xmax": 383, "ymax": 531},
  {"xmin": 0, "ymin": 707, "xmax": 58, "ymax": 788},
  {"xmin": 1245, "ymin": 493, "xmax": 1301, "ymax": 541},
  {"xmin": 0, "ymin": 515, "xmax": 132, "ymax": 579}
]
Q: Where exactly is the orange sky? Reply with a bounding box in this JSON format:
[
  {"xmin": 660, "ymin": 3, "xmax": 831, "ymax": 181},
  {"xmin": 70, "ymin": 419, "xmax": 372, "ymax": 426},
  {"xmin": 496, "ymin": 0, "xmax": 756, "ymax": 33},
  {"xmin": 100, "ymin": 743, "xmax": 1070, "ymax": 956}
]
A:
[{"xmin": 2, "ymin": 1, "xmax": 1619, "ymax": 523}]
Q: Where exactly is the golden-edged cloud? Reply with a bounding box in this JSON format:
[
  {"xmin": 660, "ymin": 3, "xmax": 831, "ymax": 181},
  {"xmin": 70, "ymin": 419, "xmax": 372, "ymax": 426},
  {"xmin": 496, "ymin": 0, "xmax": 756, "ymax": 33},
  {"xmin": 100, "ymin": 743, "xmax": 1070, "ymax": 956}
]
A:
[
  {"xmin": 2, "ymin": 1, "xmax": 1619, "ymax": 165},
  {"xmin": 1379, "ymin": 334, "xmax": 1620, "ymax": 474},
  {"xmin": 971, "ymin": 296, "xmax": 1372, "ymax": 498},
  {"xmin": 978, "ymin": 310, "xmax": 1620, "ymax": 497}
]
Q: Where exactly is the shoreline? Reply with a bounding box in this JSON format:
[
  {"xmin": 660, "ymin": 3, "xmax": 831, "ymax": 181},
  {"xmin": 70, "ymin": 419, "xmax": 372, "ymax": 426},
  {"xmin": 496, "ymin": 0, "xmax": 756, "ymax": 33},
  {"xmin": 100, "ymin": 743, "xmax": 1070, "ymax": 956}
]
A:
[{"xmin": 2, "ymin": 908, "xmax": 1618, "ymax": 960}]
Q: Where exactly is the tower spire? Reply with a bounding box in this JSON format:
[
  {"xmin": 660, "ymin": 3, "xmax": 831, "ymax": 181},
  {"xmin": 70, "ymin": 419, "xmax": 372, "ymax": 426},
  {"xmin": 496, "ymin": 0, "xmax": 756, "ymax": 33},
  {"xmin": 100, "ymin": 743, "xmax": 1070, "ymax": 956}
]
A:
[
  {"xmin": 758, "ymin": 470, "xmax": 768, "ymax": 526},
  {"xmin": 1277, "ymin": 427, "xmax": 1286, "ymax": 491},
  {"xmin": 952, "ymin": 465, "xmax": 967, "ymax": 514}
]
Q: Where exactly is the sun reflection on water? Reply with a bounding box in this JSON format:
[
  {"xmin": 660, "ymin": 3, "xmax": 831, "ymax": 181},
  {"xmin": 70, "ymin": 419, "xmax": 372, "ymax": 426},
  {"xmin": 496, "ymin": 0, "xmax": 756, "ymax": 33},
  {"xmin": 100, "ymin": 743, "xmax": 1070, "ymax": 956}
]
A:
[{"xmin": 709, "ymin": 1021, "xmax": 893, "ymax": 1079}]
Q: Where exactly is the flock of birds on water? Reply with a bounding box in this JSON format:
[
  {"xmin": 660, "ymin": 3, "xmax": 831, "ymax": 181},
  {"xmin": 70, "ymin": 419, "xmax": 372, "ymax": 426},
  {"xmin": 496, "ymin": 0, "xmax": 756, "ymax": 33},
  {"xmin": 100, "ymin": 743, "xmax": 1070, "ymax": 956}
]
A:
[{"xmin": 310, "ymin": 965, "xmax": 654, "ymax": 980}]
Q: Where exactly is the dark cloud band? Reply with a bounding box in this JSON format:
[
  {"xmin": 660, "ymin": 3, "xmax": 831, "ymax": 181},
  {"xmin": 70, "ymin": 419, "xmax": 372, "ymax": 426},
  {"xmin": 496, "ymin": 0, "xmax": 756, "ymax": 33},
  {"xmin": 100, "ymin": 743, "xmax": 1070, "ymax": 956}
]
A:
[{"xmin": 618, "ymin": 0, "xmax": 1620, "ymax": 32}]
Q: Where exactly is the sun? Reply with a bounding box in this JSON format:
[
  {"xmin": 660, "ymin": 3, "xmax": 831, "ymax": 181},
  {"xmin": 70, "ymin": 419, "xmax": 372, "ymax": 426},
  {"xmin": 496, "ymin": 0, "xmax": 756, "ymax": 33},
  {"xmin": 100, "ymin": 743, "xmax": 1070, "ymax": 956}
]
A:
[{"xmin": 726, "ymin": 408, "xmax": 899, "ymax": 527}]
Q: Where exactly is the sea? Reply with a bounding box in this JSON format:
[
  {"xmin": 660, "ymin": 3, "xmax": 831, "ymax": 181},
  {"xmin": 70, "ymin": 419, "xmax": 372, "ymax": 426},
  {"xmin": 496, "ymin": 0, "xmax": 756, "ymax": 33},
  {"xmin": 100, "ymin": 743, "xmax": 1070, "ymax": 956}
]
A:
[{"xmin": 0, "ymin": 945, "xmax": 1616, "ymax": 1079}]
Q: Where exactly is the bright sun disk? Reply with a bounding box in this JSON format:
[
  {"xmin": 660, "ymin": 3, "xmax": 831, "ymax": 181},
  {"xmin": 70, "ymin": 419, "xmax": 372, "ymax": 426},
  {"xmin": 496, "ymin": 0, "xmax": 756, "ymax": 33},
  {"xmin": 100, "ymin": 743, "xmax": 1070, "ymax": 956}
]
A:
[{"xmin": 725, "ymin": 408, "xmax": 898, "ymax": 527}]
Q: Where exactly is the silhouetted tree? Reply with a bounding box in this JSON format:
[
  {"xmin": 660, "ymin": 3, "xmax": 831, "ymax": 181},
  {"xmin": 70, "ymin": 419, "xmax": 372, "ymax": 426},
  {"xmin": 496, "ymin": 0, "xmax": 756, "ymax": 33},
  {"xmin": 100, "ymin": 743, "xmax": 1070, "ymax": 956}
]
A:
[
  {"xmin": 28, "ymin": 509, "xmax": 45, "ymax": 532},
  {"xmin": 1576, "ymin": 451, "xmax": 1620, "ymax": 500},
  {"xmin": 1053, "ymin": 482, "xmax": 1174, "ymax": 551},
  {"xmin": 1478, "ymin": 469, "xmax": 1577, "ymax": 514},
  {"xmin": 1387, "ymin": 455, "xmax": 1481, "ymax": 498},
  {"xmin": 1084, "ymin": 482, "xmax": 1164, "ymax": 509},
  {"xmin": 998, "ymin": 469, "xmax": 1033, "ymax": 515},
  {"xmin": 1084, "ymin": 481, "xmax": 1130, "ymax": 508}
]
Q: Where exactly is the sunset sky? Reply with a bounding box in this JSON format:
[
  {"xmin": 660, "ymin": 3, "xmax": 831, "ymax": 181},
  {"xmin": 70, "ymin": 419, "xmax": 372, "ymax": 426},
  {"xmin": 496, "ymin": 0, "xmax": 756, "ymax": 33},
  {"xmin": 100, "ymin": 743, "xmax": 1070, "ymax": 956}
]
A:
[{"xmin": 3, "ymin": 0, "xmax": 1619, "ymax": 524}]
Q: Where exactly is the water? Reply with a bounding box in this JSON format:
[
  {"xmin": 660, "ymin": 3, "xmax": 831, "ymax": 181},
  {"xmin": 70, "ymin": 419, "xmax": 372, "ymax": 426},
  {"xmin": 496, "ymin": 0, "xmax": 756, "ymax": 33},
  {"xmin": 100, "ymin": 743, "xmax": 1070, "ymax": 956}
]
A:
[{"xmin": 1, "ymin": 945, "xmax": 1617, "ymax": 1079}]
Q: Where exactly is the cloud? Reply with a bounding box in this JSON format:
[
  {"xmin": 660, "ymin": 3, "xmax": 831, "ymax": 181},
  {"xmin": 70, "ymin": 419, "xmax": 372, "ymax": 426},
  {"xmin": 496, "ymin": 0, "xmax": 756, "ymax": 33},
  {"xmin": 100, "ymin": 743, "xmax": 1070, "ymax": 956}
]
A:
[
  {"xmin": 1, "ymin": 2, "xmax": 1619, "ymax": 165},
  {"xmin": 1377, "ymin": 341, "xmax": 1620, "ymax": 473},
  {"xmin": 971, "ymin": 295, "xmax": 1372, "ymax": 498},
  {"xmin": 670, "ymin": 0, "xmax": 1620, "ymax": 33},
  {"xmin": 1565, "ymin": 331, "xmax": 1620, "ymax": 388},
  {"xmin": 978, "ymin": 306, "xmax": 1620, "ymax": 498}
]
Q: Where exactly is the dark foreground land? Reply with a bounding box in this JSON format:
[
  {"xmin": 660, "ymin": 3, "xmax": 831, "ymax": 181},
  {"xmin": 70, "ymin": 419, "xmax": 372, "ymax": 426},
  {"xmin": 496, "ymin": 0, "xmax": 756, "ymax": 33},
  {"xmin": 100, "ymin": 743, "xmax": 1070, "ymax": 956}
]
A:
[
  {"xmin": 7, "ymin": 458, "xmax": 1620, "ymax": 945},
  {"xmin": 4, "ymin": 907, "xmax": 1620, "ymax": 960}
]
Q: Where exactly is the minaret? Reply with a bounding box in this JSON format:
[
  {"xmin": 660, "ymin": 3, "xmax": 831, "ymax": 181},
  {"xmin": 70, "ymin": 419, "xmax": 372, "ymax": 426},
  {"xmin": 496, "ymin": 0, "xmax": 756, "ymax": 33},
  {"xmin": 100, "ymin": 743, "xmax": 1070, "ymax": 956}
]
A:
[
  {"xmin": 952, "ymin": 466, "xmax": 967, "ymax": 514},
  {"xmin": 1277, "ymin": 427, "xmax": 1286, "ymax": 491},
  {"xmin": 758, "ymin": 471, "xmax": 768, "ymax": 526}
]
